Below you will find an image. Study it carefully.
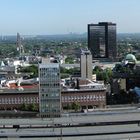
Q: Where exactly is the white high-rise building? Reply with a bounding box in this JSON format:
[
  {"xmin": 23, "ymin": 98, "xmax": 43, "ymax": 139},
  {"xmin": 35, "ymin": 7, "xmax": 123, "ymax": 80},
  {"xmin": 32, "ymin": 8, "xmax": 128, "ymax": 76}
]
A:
[
  {"xmin": 80, "ymin": 49, "xmax": 92, "ymax": 80},
  {"xmin": 39, "ymin": 62, "xmax": 61, "ymax": 118}
]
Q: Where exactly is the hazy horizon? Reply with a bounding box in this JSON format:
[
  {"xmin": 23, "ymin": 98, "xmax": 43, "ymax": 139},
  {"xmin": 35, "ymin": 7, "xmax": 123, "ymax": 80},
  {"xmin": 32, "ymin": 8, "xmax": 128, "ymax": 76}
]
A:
[
  {"xmin": 0, "ymin": 0, "xmax": 140, "ymax": 35},
  {"xmin": 1, "ymin": 32, "xmax": 140, "ymax": 36}
]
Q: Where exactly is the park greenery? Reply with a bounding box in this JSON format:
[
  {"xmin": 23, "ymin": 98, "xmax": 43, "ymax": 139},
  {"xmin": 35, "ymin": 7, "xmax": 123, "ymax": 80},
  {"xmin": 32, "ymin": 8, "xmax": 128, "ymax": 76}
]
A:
[
  {"xmin": 18, "ymin": 65, "xmax": 38, "ymax": 78},
  {"xmin": 18, "ymin": 64, "xmax": 113, "ymax": 84},
  {"xmin": 20, "ymin": 103, "xmax": 38, "ymax": 111},
  {"xmin": 60, "ymin": 67, "xmax": 80, "ymax": 79},
  {"xmin": 0, "ymin": 34, "xmax": 140, "ymax": 85},
  {"xmin": 0, "ymin": 43, "xmax": 18, "ymax": 58},
  {"xmin": 0, "ymin": 34, "xmax": 140, "ymax": 61},
  {"xmin": 65, "ymin": 56, "xmax": 75, "ymax": 64},
  {"xmin": 63, "ymin": 102, "xmax": 80, "ymax": 112},
  {"xmin": 92, "ymin": 66, "xmax": 113, "ymax": 84}
]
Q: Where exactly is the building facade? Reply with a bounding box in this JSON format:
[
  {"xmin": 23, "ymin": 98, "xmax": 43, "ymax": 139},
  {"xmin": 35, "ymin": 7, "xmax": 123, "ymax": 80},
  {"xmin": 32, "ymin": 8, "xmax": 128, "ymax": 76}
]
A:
[
  {"xmin": 62, "ymin": 89, "xmax": 106, "ymax": 110},
  {"xmin": 0, "ymin": 92, "xmax": 39, "ymax": 110},
  {"xmin": 80, "ymin": 49, "xmax": 93, "ymax": 80},
  {"xmin": 39, "ymin": 63, "xmax": 61, "ymax": 118},
  {"xmin": 88, "ymin": 22, "xmax": 117, "ymax": 61},
  {"xmin": 0, "ymin": 89, "xmax": 106, "ymax": 111}
]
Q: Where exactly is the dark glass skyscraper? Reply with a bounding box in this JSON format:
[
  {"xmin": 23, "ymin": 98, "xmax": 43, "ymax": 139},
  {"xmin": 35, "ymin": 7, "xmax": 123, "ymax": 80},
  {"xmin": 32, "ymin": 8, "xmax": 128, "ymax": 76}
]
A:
[{"xmin": 88, "ymin": 22, "xmax": 117, "ymax": 60}]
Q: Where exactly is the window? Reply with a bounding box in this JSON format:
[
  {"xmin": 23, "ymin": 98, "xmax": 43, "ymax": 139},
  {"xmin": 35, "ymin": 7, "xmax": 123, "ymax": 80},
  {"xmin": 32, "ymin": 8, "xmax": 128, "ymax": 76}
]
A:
[
  {"xmin": 5, "ymin": 98, "xmax": 7, "ymax": 104},
  {"xmin": 90, "ymin": 95, "xmax": 92, "ymax": 100},
  {"xmin": 99, "ymin": 95, "xmax": 102, "ymax": 101},
  {"xmin": 96, "ymin": 96, "xmax": 99, "ymax": 101},
  {"xmin": 93, "ymin": 95, "xmax": 96, "ymax": 100},
  {"xmin": 64, "ymin": 97, "xmax": 67, "ymax": 101}
]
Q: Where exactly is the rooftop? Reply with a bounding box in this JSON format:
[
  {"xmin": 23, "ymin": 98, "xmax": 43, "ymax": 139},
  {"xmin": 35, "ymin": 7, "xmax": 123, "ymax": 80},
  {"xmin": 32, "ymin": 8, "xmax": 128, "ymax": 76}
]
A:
[
  {"xmin": 62, "ymin": 78, "xmax": 106, "ymax": 91},
  {"xmin": 125, "ymin": 54, "xmax": 137, "ymax": 63}
]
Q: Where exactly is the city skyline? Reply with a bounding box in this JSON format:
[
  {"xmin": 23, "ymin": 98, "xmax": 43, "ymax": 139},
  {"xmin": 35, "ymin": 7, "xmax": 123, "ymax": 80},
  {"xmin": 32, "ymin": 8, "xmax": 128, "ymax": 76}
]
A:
[{"xmin": 0, "ymin": 0, "xmax": 140, "ymax": 35}]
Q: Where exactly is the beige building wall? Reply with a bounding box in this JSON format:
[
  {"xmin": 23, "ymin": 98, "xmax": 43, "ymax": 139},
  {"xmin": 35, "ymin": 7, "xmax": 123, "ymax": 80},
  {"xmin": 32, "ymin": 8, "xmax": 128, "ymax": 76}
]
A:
[
  {"xmin": 80, "ymin": 52, "xmax": 92, "ymax": 80},
  {"xmin": 120, "ymin": 79, "xmax": 126, "ymax": 91}
]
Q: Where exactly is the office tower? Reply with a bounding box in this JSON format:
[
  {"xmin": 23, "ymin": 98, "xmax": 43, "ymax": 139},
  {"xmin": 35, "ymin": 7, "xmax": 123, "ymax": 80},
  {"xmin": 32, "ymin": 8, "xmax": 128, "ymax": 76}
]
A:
[
  {"xmin": 39, "ymin": 62, "xmax": 61, "ymax": 118},
  {"xmin": 88, "ymin": 22, "xmax": 117, "ymax": 61},
  {"xmin": 16, "ymin": 33, "xmax": 24, "ymax": 56},
  {"xmin": 80, "ymin": 49, "xmax": 92, "ymax": 80}
]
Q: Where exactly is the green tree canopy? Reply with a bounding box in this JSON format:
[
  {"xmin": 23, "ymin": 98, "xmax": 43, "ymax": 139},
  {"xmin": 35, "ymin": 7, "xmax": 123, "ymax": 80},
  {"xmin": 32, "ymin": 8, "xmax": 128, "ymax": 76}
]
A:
[
  {"xmin": 28, "ymin": 103, "xmax": 38, "ymax": 111},
  {"xmin": 19, "ymin": 65, "xmax": 38, "ymax": 78},
  {"xmin": 71, "ymin": 102, "xmax": 80, "ymax": 112},
  {"xmin": 65, "ymin": 57, "xmax": 74, "ymax": 64}
]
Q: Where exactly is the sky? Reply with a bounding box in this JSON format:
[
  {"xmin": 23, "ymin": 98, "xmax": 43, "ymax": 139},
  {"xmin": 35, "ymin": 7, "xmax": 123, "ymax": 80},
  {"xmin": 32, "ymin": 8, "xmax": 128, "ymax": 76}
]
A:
[{"xmin": 0, "ymin": 0, "xmax": 140, "ymax": 35}]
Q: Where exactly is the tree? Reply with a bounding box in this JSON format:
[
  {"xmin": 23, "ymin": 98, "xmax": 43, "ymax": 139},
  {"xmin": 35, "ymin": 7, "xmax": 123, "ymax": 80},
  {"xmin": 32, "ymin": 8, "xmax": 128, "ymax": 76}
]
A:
[
  {"xmin": 93, "ymin": 66, "xmax": 103, "ymax": 73},
  {"xmin": 71, "ymin": 102, "xmax": 80, "ymax": 112},
  {"xmin": 93, "ymin": 67, "xmax": 113, "ymax": 83},
  {"xmin": 20, "ymin": 103, "xmax": 28, "ymax": 111},
  {"xmin": 28, "ymin": 103, "xmax": 37, "ymax": 111},
  {"xmin": 61, "ymin": 73, "xmax": 70, "ymax": 79},
  {"xmin": 19, "ymin": 65, "xmax": 38, "ymax": 78},
  {"xmin": 103, "ymin": 68, "xmax": 113, "ymax": 83},
  {"xmin": 60, "ymin": 67, "xmax": 80, "ymax": 76},
  {"xmin": 65, "ymin": 57, "xmax": 74, "ymax": 64},
  {"xmin": 63, "ymin": 104, "xmax": 72, "ymax": 110}
]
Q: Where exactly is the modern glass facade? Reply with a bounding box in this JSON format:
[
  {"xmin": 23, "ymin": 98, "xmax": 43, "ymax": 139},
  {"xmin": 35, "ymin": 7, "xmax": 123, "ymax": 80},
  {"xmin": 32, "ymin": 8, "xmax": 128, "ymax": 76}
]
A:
[
  {"xmin": 108, "ymin": 25, "xmax": 117, "ymax": 59},
  {"xmin": 88, "ymin": 22, "xmax": 117, "ymax": 60},
  {"xmin": 39, "ymin": 63, "xmax": 61, "ymax": 118}
]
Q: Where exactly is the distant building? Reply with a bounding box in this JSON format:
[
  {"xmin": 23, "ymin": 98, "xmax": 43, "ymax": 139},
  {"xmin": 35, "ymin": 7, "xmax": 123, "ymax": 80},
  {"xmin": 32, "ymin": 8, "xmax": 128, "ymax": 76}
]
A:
[
  {"xmin": 80, "ymin": 49, "xmax": 92, "ymax": 80},
  {"xmin": 88, "ymin": 22, "xmax": 117, "ymax": 61},
  {"xmin": 16, "ymin": 33, "xmax": 24, "ymax": 56},
  {"xmin": 33, "ymin": 48, "xmax": 41, "ymax": 56},
  {"xmin": 39, "ymin": 62, "xmax": 61, "ymax": 118},
  {"xmin": 112, "ymin": 54, "xmax": 140, "ymax": 95},
  {"xmin": 123, "ymin": 54, "xmax": 137, "ymax": 65}
]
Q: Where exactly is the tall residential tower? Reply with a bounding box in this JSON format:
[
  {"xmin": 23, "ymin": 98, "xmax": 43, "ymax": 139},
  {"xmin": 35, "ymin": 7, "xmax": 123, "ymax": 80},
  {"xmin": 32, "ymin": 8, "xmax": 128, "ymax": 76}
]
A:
[
  {"xmin": 39, "ymin": 61, "xmax": 61, "ymax": 118},
  {"xmin": 80, "ymin": 49, "xmax": 92, "ymax": 80},
  {"xmin": 88, "ymin": 22, "xmax": 117, "ymax": 61}
]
